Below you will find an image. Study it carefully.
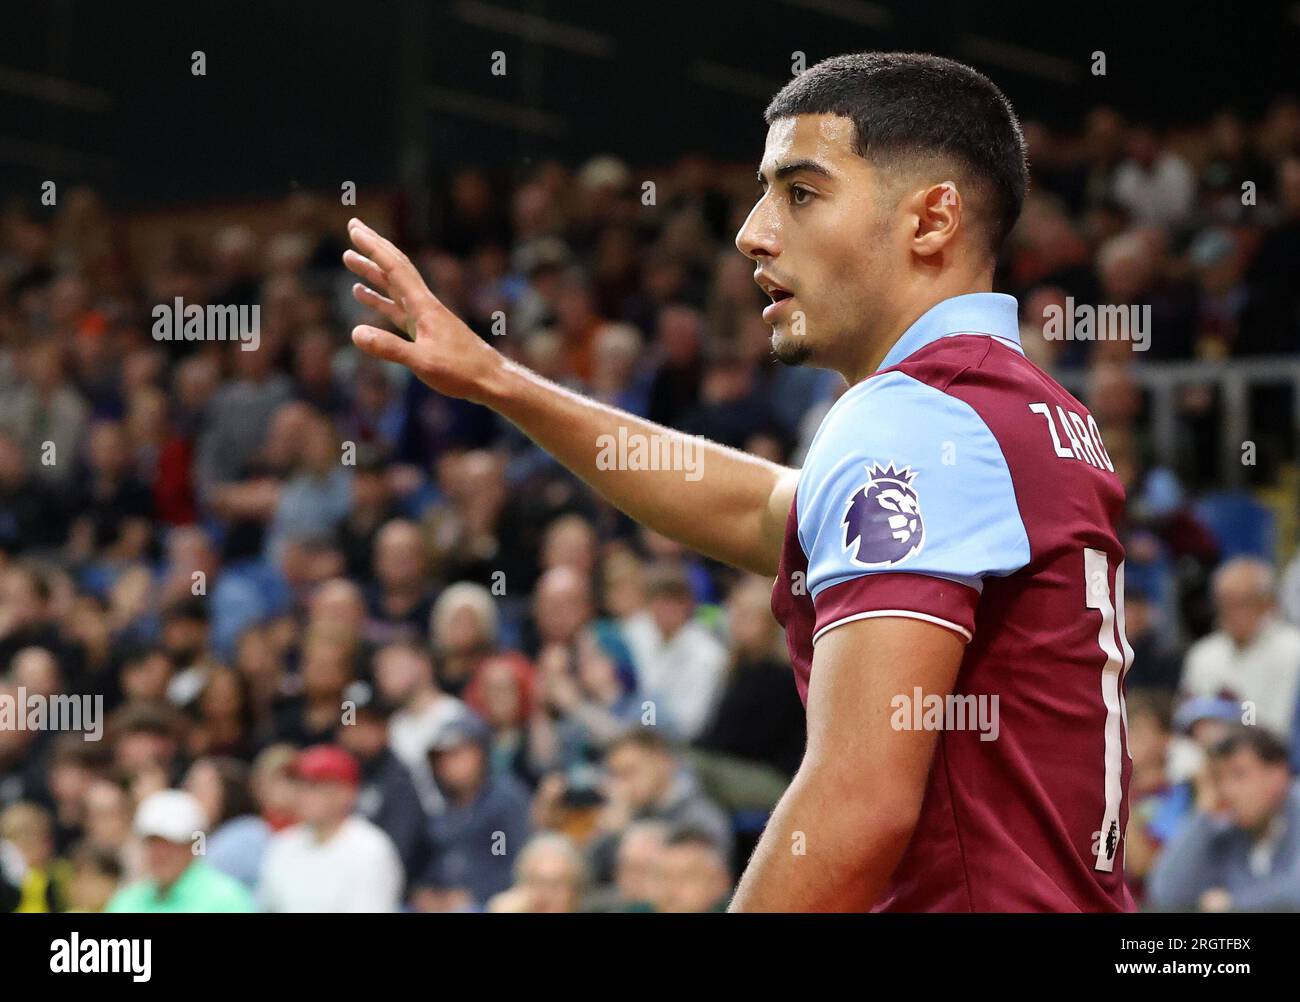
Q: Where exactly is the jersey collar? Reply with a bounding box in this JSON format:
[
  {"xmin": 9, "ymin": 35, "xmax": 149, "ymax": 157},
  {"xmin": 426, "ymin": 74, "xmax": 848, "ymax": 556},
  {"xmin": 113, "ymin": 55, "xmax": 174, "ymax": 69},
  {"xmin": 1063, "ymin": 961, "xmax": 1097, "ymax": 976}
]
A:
[{"xmin": 876, "ymin": 292, "xmax": 1023, "ymax": 373}]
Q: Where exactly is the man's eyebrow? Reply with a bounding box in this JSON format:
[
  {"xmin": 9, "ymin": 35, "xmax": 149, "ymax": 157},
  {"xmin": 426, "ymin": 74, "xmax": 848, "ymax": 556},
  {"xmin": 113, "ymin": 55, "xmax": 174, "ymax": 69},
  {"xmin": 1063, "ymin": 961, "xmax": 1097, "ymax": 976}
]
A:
[{"xmin": 756, "ymin": 158, "xmax": 835, "ymax": 186}]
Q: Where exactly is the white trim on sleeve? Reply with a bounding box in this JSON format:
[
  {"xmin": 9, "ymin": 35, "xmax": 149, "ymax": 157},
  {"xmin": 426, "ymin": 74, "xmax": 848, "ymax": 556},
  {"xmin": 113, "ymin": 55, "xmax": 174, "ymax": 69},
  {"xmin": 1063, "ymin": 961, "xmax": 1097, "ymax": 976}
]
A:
[{"xmin": 811, "ymin": 609, "xmax": 973, "ymax": 646}]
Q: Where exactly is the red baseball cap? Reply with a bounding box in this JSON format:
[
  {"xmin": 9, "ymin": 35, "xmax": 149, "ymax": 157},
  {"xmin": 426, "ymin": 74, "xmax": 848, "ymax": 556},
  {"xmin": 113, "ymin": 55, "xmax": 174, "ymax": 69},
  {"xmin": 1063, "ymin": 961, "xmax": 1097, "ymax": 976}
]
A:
[{"xmin": 293, "ymin": 745, "xmax": 360, "ymax": 786}]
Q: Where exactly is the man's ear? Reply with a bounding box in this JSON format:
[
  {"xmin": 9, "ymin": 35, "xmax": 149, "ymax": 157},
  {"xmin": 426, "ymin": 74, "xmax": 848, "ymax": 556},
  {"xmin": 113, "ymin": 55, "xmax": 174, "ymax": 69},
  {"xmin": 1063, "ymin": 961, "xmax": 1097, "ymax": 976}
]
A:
[{"xmin": 909, "ymin": 181, "xmax": 962, "ymax": 258}]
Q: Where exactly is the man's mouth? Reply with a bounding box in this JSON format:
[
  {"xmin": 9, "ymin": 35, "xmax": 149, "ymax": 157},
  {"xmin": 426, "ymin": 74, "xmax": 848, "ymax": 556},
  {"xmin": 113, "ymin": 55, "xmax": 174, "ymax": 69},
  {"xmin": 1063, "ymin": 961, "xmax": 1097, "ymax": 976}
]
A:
[
  {"xmin": 755, "ymin": 272, "xmax": 796, "ymax": 323},
  {"xmin": 762, "ymin": 288, "xmax": 795, "ymax": 323}
]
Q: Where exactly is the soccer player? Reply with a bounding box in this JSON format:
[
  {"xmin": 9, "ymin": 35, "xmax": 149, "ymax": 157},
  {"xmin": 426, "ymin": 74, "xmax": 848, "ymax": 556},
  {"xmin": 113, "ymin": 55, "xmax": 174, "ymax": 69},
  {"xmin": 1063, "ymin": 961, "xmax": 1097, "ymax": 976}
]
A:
[{"xmin": 343, "ymin": 51, "xmax": 1134, "ymax": 912}]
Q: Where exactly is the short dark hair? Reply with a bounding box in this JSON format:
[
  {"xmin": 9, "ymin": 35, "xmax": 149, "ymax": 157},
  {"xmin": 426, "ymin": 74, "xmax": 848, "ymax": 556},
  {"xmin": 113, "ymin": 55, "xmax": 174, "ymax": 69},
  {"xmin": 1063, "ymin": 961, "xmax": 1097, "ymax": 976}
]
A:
[
  {"xmin": 643, "ymin": 560, "xmax": 693, "ymax": 601},
  {"xmin": 1126, "ymin": 688, "xmax": 1174, "ymax": 733},
  {"xmin": 607, "ymin": 724, "xmax": 675, "ymax": 757},
  {"xmin": 765, "ymin": 52, "xmax": 1028, "ymax": 254},
  {"xmin": 665, "ymin": 824, "xmax": 728, "ymax": 856},
  {"xmin": 1210, "ymin": 726, "xmax": 1290, "ymax": 767}
]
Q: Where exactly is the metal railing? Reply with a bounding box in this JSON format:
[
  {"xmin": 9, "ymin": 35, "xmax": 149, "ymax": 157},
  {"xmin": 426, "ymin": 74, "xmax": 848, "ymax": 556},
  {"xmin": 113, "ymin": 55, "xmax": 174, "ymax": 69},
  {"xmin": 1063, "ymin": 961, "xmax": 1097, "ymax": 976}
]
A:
[{"xmin": 1056, "ymin": 356, "xmax": 1300, "ymax": 488}]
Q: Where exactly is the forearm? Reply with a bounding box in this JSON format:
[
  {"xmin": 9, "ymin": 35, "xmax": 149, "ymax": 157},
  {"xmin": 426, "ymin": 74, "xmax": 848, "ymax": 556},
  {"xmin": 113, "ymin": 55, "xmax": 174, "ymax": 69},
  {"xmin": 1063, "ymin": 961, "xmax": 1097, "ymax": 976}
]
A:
[
  {"xmin": 342, "ymin": 218, "xmax": 794, "ymax": 576},
  {"xmin": 483, "ymin": 357, "xmax": 794, "ymax": 576},
  {"xmin": 729, "ymin": 769, "xmax": 916, "ymax": 912},
  {"xmin": 1223, "ymin": 866, "xmax": 1300, "ymax": 912}
]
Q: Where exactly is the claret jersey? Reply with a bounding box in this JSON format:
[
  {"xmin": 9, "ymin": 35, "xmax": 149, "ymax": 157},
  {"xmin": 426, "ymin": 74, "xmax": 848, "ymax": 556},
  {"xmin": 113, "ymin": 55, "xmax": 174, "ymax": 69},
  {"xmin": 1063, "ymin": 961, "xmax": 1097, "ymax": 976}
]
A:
[{"xmin": 771, "ymin": 292, "xmax": 1135, "ymax": 912}]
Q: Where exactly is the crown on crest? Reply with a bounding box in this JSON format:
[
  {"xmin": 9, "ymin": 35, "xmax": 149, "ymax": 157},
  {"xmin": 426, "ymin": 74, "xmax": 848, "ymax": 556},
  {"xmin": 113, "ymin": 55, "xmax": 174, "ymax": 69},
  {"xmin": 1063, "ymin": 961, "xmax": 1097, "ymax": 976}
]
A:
[{"xmin": 867, "ymin": 462, "xmax": 917, "ymax": 485}]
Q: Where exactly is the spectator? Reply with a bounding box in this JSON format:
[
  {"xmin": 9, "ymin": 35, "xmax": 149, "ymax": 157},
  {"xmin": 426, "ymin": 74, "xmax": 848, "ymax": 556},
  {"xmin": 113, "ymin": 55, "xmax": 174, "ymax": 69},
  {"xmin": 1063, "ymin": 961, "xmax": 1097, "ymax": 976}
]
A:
[
  {"xmin": 375, "ymin": 640, "xmax": 470, "ymax": 814},
  {"xmin": 1122, "ymin": 585, "xmax": 1184, "ymax": 694},
  {"xmin": 607, "ymin": 819, "xmax": 668, "ymax": 912},
  {"xmin": 193, "ymin": 337, "xmax": 292, "ymax": 498},
  {"xmin": 188, "ymin": 665, "xmax": 258, "ymax": 759},
  {"xmin": 334, "ymin": 686, "xmax": 429, "ymax": 881},
  {"xmin": 487, "ymin": 831, "xmax": 587, "ymax": 913},
  {"xmin": 430, "ymin": 581, "xmax": 500, "ymax": 695},
  {"xmin": 1123, "ymin": 691, "xmax": 1193, "ymax": 901},
  {"xmin": 80, "ymin": 780, "xmax": 134, "ymax": 864},
  {"xmin": 65, "ymin": 843, "xmax": 122, "ymax": 913},
  {"xmin": 695, "ymin": 575, "xmax": 806, "ymax": 782},
  {"xmin": 106, "ymin": 790, "xmax": 255, "ymax": 912},
  {"xmin": 528, "ymin": 629, "xmax": 641, "ymax": 777},
  {"xmin": 0, "ymin": 836, "xmax": 21, "ymax": 911},
  {"xmin": 335, "ymin": 450, "xmax": 401, "ymax": 579},
  {"xmin": 1149, "ymin": 727, "xmax": 1300, "ymax": 911},
  {"xmin": 258, "ymin": 745, "xmax": 402, "ymax": 912},
  {"xmin": 262, "ymin": 409, "xmax": 352, "ymax": 563},
  {"xmin": 271, "ymin": 627, "xmax": 356, "ymax": 746},
  {"xmin": 65, "ymin": 420, "xmax": 154, "ymax": 564},
  {"xmin": 200, "ymin": 745, "xmax": 296, "ymax": 888},
  {"xmin": 463, "ymin": 651, "xmax": 539, "ymax": 786},
  {"xmin": 528, "ymin": 566, "xmax": 594, "ymax": 660},
  {"xmin": 0, "ymin": 802, "xmax": 71, "ymax": 911},
  {"xmin": 0, "ymin": 564, "xmax": 71, "ymax": 673},
  {"xmin": 654, "ymin": 826, "xmax": 733, "ymax": 913},
  {"xmin": 365, "ymin": 519, "xmax": 435, "ymax": 647},
  {"xmin": 589, "ymin": 727, "xmax": 730, "ymax": 883},
  {"xmin": 621, "ymin": 561, "xmax": 727, "ymax": 741},
  {"xmin": 0, "ymin": 343, "xmax": 88, "ymax": 490},
  {"xmin": 1180, "ymin": 557, "xmax": 1300, "ymax": 740},
  {"xmin": 412, "ymin": 715, "xmax": 531, "ymax": 911},
  {"xmin": 109, "ymin": 702, "xmax": 186, "ymax": 791},
  {"xmin": 1111, "ymin": 127, "xmax": 1196, "ymax": 230},
  {"xmin": 182, "ymin": 756, "xmax": 260, "ymax": 887},
  {"xmin": 0, "ymin": 431, "xmax": 66, "ymax": 552}
]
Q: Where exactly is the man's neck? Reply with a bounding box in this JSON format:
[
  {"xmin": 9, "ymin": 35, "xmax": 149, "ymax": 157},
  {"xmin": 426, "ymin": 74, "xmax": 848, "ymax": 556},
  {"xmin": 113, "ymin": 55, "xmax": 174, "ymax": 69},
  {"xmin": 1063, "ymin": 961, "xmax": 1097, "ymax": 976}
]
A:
[
  {"xmin": 841, "ymin": 271, "xmax": 995, "ymax": 386},
  {"xmin": 312, "ymin": 817, "xmax": 347, "ymax": 843},
  {"xmin": 1246, "ymin": 808, "xmax": 1285, "ymax": 844},
  {"xmin": 409, "ymin": 686, "xmax": 441, "ymax": 712},
  {"xmin": 155, "ymin": 864, "xmax": 193, "ymax": 897}
]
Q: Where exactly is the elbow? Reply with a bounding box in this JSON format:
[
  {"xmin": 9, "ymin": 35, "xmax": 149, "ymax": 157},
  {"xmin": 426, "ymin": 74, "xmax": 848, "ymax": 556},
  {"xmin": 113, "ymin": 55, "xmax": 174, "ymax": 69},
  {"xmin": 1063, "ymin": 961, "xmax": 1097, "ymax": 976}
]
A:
[{"xmin": 792, "ymin": 763, "xmax": 924, "ymax": 856}]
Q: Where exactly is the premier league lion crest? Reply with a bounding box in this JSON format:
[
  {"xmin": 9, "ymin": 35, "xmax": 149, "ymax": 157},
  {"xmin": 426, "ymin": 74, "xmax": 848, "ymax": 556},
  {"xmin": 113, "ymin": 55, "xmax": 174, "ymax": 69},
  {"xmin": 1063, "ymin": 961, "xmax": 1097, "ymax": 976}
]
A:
[{"xmin": 842, "ymin": 462, "xmax": 925, "ymax": 566}]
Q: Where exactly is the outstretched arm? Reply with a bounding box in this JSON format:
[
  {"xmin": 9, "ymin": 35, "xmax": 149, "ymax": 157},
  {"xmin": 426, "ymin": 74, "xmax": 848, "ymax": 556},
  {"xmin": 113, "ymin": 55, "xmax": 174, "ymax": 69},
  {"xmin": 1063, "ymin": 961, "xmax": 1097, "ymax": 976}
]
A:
[{"xmin": 344, "ymin": 218, "xmax": 796, "ymax": 576}]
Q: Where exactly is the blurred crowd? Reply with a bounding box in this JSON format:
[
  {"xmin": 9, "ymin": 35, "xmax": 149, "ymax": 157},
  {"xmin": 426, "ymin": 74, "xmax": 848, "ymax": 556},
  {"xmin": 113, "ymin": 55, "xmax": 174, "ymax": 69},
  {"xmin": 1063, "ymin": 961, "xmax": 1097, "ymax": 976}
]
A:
[{"xmin": 1, "ymin": 98, "xmax": 1299, "ymax": 912}]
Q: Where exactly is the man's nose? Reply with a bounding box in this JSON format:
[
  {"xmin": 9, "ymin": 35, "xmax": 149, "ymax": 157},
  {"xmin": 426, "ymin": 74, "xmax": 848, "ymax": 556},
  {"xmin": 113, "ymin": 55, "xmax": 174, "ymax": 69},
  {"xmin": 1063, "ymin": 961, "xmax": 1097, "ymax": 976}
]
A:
[{"xmin": 734, "ymin": 201, "xmax": 779, "ymax": 260}]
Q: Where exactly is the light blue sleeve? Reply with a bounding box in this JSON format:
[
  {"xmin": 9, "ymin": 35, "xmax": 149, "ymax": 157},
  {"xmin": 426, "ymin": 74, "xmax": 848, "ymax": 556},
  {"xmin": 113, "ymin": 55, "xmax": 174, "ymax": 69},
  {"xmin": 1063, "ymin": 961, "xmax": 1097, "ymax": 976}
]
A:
[{"xmin": 797, "ymin": 371, "xmax": 1031, "ymax": 601}]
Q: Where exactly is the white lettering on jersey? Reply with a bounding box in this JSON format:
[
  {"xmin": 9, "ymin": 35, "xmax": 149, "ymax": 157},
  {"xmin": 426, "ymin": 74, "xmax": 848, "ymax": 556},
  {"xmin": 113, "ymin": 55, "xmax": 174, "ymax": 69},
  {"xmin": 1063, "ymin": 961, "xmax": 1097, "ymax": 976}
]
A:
[{"xmin": 1028, "ymin": 402, "xmax": 1114, "ymax": 472}]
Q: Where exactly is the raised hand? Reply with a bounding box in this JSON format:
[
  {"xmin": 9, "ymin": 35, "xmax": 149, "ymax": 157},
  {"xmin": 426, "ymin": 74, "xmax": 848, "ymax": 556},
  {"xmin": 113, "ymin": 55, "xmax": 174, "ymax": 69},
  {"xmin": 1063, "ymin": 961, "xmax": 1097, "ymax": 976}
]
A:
[{"xmin": 343, "ymin": 217, "xmax": 502, "ymax": 403}]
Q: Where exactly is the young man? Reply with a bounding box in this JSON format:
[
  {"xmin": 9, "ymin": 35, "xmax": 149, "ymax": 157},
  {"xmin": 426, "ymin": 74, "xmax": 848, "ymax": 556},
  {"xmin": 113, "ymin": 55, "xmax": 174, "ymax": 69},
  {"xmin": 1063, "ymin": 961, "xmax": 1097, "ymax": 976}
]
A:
[
  {"xmin": 343, "ymin": 51, "xmax": 1133, "ymax": 912},
  {"xmin": 258, "ymin": 745, "xmax": 403, "ymax": 912},
  {"xmin": 105, "ymin": 790, "xmax": 255, "ymax": 913},
  {"xmin": 1148, "ymin": 727, "xmax": 1300, "ymax": 912}
]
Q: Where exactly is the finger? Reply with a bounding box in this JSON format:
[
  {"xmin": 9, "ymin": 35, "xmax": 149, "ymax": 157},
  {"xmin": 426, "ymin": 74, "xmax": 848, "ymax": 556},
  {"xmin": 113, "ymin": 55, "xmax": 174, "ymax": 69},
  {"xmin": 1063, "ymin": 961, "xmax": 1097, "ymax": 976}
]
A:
[
  {"xmin": 352, "ymin": 324, "xmax": 418, "ymax": 365},
  {"xmin": 342, "ymin": 249, "xmax": 392, "ymax": 295},
  {"xmin": 351, "ymin": 283, "xmax": 407, "ymax": 328},
  {"xmin": 347, "ymin": 218, "xmax": 431, "ymax": 306}
]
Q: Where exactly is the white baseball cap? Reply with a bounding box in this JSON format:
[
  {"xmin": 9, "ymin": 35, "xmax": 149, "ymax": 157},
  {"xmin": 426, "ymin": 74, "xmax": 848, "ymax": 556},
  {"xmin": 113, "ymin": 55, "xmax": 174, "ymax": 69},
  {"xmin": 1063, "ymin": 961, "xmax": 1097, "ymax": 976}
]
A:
[{"xmin": 134, "ymin": 790, "xmax": 208, "ymax": 844}]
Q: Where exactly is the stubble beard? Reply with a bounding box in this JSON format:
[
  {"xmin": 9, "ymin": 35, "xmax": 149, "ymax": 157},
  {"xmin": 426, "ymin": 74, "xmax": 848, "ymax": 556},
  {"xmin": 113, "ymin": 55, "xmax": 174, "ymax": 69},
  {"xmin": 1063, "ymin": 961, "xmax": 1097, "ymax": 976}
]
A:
[{"xmin": 770, "ymin": 328, "xmax": 813, "ymax": 367}]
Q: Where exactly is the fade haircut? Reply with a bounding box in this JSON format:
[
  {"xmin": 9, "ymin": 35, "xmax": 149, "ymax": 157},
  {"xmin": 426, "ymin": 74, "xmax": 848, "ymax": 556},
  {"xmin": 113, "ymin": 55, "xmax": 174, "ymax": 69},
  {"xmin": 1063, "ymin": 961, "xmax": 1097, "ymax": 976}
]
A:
[{"xmin": 765, "ymin": 52, "xmax": 1029, "ymax": 255}]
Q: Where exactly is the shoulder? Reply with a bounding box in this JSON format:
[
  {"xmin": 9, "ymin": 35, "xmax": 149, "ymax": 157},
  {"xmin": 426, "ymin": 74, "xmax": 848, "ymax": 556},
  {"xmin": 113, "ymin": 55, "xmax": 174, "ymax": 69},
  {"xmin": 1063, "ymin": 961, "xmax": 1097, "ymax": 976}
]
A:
[
  {"xmin": 1265, "ymin": 620, "xmax": 1300, "ymax": 655},
  {"xmin": 198, "ymin": 864, "xmax": 257, "ymax": 912},
  {"xmin": 1186, "ymin": 632, "xmax": 1231, "ymax": 665},
  {"xmin": 104, "ymin": 881, "xmax": 150, "ymax": 912},
  {"xmin": 798, "ymin": 365, "xmax": 1028, "ymax": 567},
  {"xmin": 678, "ymin": 619, "xmax": 726, "ymax": 655},
  {"xmin": 620, "ymin": 611, "xmax": 656, "ymax": 642},
  {"xmin": 489, "ymin": 774, "xmax": 534, "ymax": 814},
  {"xmin": 212, "ymin": 814, "xmax": 269, "ymax": 842},
  {"xmin": 344, "ymin": 816, "xmax": 401, "ymax": 858},
  {"xmin": 265, "ymin": 823, "xmax": 311, "ymax": 856},
  {"xmin": 805, "ymin": 360, "xmax": 995, "ymax": 461}
]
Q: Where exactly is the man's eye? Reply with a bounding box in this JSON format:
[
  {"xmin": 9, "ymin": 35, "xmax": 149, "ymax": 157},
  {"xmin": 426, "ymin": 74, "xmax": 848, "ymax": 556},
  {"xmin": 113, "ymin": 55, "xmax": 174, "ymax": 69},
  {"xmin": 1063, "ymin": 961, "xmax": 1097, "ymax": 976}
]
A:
[{"xmin": 790, "ymin": 186, "xmax": 813, "ymax": 205}]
